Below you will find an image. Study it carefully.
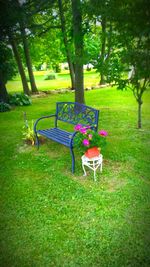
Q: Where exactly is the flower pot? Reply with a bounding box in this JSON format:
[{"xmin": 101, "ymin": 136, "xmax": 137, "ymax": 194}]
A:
[{"xmin": 85, "ymin": 147, "xmax": 100, "ymax": 158}]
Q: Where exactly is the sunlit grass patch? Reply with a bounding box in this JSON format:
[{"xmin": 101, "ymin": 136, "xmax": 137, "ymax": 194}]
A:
[{"xmin": 7, "ymin": 70, "xmax": 100, "ymax": 94}]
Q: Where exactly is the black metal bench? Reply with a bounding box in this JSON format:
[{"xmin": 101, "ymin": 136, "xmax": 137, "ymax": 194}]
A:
[{"xmin": 34, "ymin": 102, "xmax": 99, "ymax": 173}]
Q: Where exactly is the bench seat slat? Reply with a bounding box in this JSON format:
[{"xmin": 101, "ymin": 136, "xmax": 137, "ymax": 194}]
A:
[
  {"xmin": 41, "ymin": 128, "xmax": 72, "ymax": 141},
  {"xmin": 37, "ymin": 128, "xmax": 73, "ymax": 147},
  {"xmin": 40, "ymin": 128, "xmax": 71, "ymax": 139}
]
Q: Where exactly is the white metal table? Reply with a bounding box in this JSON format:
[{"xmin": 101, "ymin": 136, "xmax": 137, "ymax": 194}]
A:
[{"xmin": 81, "ymin": 154, "xmax": 103, "ymax": 181}]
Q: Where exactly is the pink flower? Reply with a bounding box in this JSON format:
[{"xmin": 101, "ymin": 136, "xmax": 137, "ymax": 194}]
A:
[
  {"xmin": 74, "ymin": 124, "xmax": 82, "ymax": 131},
  {"xmin": 88, "ymin": 134, "xmax": 93, "ymax": 140},
  {"xmin": 83, "ymin": 139, "xmax": 89, "ymax": 146},
  {"xmin": 99, "ymin": 130, "xmax": 108, "ymax": 137},
  {"xmin": 80, "ymin": 128, "xmax": 87, "ymax": 134}
]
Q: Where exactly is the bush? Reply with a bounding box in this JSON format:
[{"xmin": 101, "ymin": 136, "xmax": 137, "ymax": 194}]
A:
[
  {"xmin": 87, "ymin": 67, "xmax": 91, "ymax": 71},
  {"xmin": 9, "ymin": 93, "xmax": 32, "ymax": 106},
  {"xmin": 0, "ymin": 102, "xmax": 11, "ymax": 112},
  {"xmin": 44, "ymin": 73, "xmax": 57, "ymax": 80},
  {"xmin": 55, "ymin": 64, "xmax": 61, "ymax": 73},
  {"xmin": 64, "ymin": 66, "xmax": 69, "ymax": 70}
]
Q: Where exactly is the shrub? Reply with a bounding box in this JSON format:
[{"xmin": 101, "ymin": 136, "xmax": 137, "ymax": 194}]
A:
[
  {"xmin": 64, "ymin": 66, "xmax": 69, "ymax": 70},
  {"xmin": 9, "ymin": 93, "xmax": 32, "ymax": 106},
  {"xmin": 55, "ymin": 64, "xmax": 61, "ymax": 73},
  {"xmin": 0, "ymin": 102, "xmax": 11, "ymax": 112},
  {"xmin": 44, "ymin": 73, "xmax": 57, "ymax": 80}
]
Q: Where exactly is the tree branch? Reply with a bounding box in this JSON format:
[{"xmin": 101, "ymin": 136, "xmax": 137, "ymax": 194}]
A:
[{"xmin": 38, "ymin": 25, "xmax": 61, "ymax": 36}]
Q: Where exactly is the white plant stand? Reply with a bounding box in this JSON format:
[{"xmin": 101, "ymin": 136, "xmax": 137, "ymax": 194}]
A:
[{"xmin": 81, "ymin": 154, "xmax": 103, "ymax": 181}]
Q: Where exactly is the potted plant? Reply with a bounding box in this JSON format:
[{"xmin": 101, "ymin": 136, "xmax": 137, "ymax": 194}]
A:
[{"xmin": 74, "ymin": 124, "xmax": 108, "ymax": 158}]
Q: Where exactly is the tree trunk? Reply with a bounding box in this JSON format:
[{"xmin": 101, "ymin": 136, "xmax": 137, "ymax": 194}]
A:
[
  {"xmin": 58, "ymin": 0, "xmax": 75, "ymax": 90},
  {"xmin": 10, "ymin": 37, "xmax": 30, "ymax": 95},
  {"xmin": 99, "ymin": 17, "xmax": 106, "ymax": 85},
  {"xmin": 0, "ymin": 70, "xmax": 9, "ymax": 103},
  {"xmin": 106, "ymin": 23, "xmax": 112, "ymax": 61},
  {"xmin": 137, "ymin": 100, "xmax": 142, "ymax": 128},
  {"xmin": 72, "ymin": 0, "xmax": 85, "ymax": 104},
  {"xmin": 20, "ymin": 24, "xmax": 38, "ymax": 94}
]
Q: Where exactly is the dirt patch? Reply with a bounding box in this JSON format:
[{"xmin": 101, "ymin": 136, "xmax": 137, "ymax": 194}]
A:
[
  {"xmin": 106, "ymin": 178, "xmax": 127, "ymax": 192},
  {"xmin": 17, "ymin": 144, "xmax": 34, "ymax": 153}
]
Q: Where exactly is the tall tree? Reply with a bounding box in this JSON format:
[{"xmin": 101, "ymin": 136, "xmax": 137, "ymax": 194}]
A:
[
  {"xmin": 117, "ymin": 0, "xmax": 149, "ymax": 128},
  {"xmin": 18, "ymin": 0, "xmax": 38, "ymax": 93},
  {"xmin": 99, "ymin": 16, "xmax": 107, "ymax": 85},
  {"xmin": 71, "ymin": 0, "xmax": 85, "ymax": 103},
  {"xmin": 86, "ymin": 0, "xmax": 114, "ymax": 85},
  {"xmin": 20, "ymin": 23, "xmax": 38, "ymax": 93},
  {"xmin": 58, "ymin": 0, "xmax": 75, "ymax": 90},
  {"xmin": 9, "ymin": 35, "xmax": 31, "ymax": 95},
  {"xmin": 0, "ymin": 41, "xmax": 17, "ymax": 102},
  {"xmin": 0, "ymin": 0, "xmax": 31, "ymax": 95},
  {"xmin": 104, "ymin": 0, "xmax": 150, "ymax": 128}
]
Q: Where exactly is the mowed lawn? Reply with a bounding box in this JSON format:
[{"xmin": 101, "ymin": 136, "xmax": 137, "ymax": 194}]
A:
[
  {"xmin": 0, "ymin": 86, "xmax": 150, "ymax": 267},
  {"xmin": 6, "ymin": 70, "xmax": 100, "ymax": 93}
]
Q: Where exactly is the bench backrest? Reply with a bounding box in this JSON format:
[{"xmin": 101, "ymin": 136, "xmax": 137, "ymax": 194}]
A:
[{"xmin": 56, "ymin": 102, "xmax": 99, "ymax": 130}]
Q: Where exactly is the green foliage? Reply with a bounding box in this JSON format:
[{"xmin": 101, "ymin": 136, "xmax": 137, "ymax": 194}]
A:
[
  {"xmin": 22, "ymin": 118, "xmax": 35, "ymax": 146},
  {"xmin": 0, "ymin": 102, "xmax": 11, "ymax": 112},
  {"xmin": 98, "ymin": 50, "xmax": 126, "ymax": 84},
  {"xmin": 9, "ymin": 93, "xmax": 32, "ymax": 106},
  {"xmin": 0, "ymin": 41, "xmax": 17, "ymax": 84},
  {"xmin": 84, "ymin": 28, "xmax": 101, "ymax": 65},
  {"xmin": 112, "ymin": 0, "xmax": 150, "ymax": 87},
  {"xmin": 54, "ymin": 64, "xmax": 61, "ymax": 73},
  {"xmin": 30, "ymin": 30, "xmax": 65, "ymax": 70},
  {"xmin": 64, "ymin": 65, "xmax": 69, "ymax": 70},
  {"xmin": 92, "ymin": 0, "xmax": 150, "ymax": 127}
]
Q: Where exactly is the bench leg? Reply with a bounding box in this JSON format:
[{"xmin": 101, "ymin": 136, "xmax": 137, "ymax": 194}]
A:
[
  {"xmin": 70, "ymin": 147, "xmax": 75, "ymax": 173},
  {"xmin": 35, "ymin": 133, "xmax": 39, "ymax": 149}
]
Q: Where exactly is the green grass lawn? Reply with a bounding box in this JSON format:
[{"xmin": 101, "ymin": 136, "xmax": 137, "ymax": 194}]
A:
[
  {"xmin": 0, "ymin": 87, "xmax": 150, "ymax": 267},
  {"xmin": 6, "ymin": 70, "xmax": 100, "ymax": 93}
]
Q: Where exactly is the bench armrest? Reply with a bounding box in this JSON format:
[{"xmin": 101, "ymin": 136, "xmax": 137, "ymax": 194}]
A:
[{"xmin": 34, "ymin": 114, "xmax": 56, "ymax": 133}]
